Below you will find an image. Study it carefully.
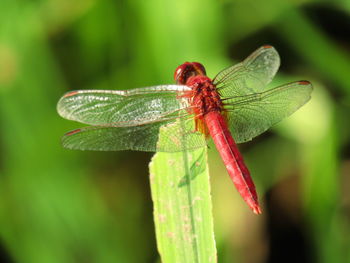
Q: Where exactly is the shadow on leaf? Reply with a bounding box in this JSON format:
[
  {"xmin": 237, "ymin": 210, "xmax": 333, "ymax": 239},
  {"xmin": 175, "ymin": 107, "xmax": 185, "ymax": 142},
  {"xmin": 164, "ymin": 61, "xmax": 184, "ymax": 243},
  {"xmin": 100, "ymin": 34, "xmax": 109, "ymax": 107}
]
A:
[{"xmin": 178, "ymin": 150, "xmax": 206, "ymax": 187}]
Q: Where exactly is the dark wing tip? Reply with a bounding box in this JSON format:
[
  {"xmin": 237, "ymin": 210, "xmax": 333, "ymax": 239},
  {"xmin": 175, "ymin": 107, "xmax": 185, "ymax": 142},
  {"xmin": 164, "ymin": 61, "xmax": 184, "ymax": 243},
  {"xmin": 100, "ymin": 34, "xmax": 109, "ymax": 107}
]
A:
[
  {"xmin": 263, "ymin": 44, "xmax": 273, "ymax": 49},
  {"xmin": 63, "ymin": 91, "xmax": 80, "ymax": 98},
  {"xmin": 298, "ymin": 81, "xmax": 313, "ymax": 93},
  {"xmin": 65, "ymin": 128, "xmax": 82, "ymax": 136},
  {"xmin": 298, "ymin": 80, "xmax": 312, "ymax": 86}
]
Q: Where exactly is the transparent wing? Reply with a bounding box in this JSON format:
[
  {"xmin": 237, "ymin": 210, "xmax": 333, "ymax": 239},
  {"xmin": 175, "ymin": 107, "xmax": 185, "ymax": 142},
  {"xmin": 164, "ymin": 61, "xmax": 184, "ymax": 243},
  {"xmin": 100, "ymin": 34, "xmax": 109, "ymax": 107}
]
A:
[
  {"xmin": 57, "ymin": 85, "xmax": 191, "ymax": 126},
  {"xmin": 213, "ymin": 46, "xmax": 280, "ymax": 97},
  {"xmin": 223, "ymin": 81, "xmax": 313, "ymax": 143},
  {"xmin": 61, "ymin": 118, "xmax": 206, "ymax": 152}
]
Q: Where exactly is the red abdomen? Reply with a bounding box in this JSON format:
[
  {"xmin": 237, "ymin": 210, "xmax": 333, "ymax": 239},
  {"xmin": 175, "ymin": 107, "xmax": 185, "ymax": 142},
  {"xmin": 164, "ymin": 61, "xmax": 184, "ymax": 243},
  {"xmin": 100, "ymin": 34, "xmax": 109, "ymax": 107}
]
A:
[{"xmin": 204, "ymin": 111, "xmax": 261, "ymax": 214}]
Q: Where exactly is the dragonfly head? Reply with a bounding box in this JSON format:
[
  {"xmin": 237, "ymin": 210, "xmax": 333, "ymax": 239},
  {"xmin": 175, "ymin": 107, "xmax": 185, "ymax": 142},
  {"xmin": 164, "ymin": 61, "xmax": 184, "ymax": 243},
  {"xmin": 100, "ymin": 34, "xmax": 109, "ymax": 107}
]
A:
[{"xmin": 174, "ymin": 62, "xmax": 206, "ymax": 85}]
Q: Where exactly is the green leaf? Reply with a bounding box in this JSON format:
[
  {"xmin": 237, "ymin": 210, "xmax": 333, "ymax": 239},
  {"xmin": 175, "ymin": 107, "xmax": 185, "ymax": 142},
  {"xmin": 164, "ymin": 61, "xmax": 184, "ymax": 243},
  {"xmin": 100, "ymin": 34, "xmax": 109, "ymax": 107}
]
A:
[{"xmin": 149, "ymin": 122, "xmax": 217, "ymax": 263}]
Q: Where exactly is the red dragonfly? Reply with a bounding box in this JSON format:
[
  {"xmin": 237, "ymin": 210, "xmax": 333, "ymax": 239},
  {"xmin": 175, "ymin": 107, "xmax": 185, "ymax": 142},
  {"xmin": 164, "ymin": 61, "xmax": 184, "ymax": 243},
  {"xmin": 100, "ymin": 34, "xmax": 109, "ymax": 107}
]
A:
[{"xmin": 57, "ymin": 46, "xmax": 312, "ymax": 214}]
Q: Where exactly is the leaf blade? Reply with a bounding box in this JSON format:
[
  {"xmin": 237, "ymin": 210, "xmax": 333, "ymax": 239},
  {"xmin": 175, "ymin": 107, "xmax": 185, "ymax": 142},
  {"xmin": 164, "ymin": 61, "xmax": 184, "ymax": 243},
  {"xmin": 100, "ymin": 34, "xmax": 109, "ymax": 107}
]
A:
[{"xmin": 149, "ymin": 131, "xmax": 217, "ymax": 262}]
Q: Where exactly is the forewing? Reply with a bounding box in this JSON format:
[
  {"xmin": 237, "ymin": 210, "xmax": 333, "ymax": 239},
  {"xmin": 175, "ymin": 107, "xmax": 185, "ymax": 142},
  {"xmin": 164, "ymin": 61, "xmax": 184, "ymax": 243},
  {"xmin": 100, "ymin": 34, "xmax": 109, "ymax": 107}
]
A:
[
  {"xmin": 57, "ymin": 85, "xmax": 191, "ymax": 126},
  {"xmin": 214, "ymin": 46, "xmax": 280, "ymax": 97},
  {"xmin": 224, "ymin": 81, "xmax": 313, "ymax": 143},
  {"xmin": 62, "ymin": 118, "xmax": 206, "ymax": 152}
]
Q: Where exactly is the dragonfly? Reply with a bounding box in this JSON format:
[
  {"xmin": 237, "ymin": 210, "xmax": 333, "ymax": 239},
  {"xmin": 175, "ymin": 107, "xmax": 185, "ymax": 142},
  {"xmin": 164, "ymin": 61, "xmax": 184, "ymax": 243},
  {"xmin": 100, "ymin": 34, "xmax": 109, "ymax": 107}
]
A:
[{"xmin": 57, "ymin": 45, "xmax": 313, "ymax": 214}]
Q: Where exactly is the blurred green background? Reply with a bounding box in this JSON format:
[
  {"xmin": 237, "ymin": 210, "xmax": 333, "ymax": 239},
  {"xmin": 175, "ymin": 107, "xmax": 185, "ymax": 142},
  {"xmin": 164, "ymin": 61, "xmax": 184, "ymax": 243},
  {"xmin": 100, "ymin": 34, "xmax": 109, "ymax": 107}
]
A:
[{"xmin": 1, "ymin": 0, "xmax": 350, "ymax": 262}]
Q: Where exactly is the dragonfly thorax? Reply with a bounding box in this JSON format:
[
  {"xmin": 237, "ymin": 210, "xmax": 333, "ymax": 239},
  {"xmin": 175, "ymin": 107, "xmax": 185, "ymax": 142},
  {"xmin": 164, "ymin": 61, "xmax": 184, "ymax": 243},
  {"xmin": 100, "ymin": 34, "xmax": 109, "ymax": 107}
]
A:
[
  {"xmin": 187, "ymin": 75, "xmax": 224, "ymax": 114},
  {"xmin": 181, "ymin": 75, "xmax": 225, "ymax": 135}
]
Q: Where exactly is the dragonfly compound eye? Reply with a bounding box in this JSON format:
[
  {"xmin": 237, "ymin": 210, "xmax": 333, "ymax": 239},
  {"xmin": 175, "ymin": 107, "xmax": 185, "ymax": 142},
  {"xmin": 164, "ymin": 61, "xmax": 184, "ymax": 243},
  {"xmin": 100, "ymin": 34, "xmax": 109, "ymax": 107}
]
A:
[{"xmin": 174, "ymin": 62, "xmax": 207, "ymax": 85}]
